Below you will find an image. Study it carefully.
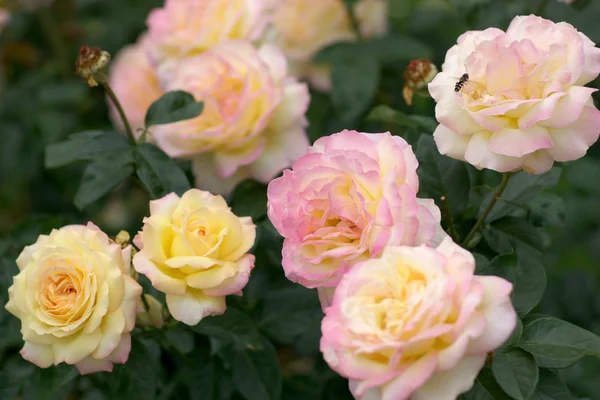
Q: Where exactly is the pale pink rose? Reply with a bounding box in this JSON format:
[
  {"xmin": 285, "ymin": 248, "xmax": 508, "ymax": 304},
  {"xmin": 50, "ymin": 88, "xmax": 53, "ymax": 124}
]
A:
[
  {"xmin": 558, "ymin": 0, "xmax": 573, "ymax": 3},
  {"xmin": 321, "ymin": 238, "xmax": 517, "ymax": 400},
  {"xmin": 153, "ymin": 40, "xmax": 310, "ymax": 195},
  {"xmin": 268, "ymin": 0, "xmax": 388, "ymax": 91},
  {"xmin": 267, "ymin": 130, "xmax": 446, "ymax": 297},
  {"xmin": 429, "ymin": 15, "xmax": 600, "ymax": 174},
  {"xmin": 133, "ymin": 189, "xmax": 256, "ymax": 326},
  {"xmin": 146, "ymin": 0, "xmax": 269, "ymax": 73},
  {"xmin": 108, "ymin": 34, "xmax": 163, "ymax": 136},
  {"xmin": 5, "ymin": 223, "xmax": 142, "ymax": 374}
]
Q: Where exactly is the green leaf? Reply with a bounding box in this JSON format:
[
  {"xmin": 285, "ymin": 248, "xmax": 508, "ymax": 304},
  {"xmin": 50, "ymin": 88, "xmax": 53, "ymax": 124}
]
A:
[
  {"xmin": 45, "ymin": 130, "xmax": 130, "ymax": 168},
  {"xmin": 528, "ymin": 194, "xmax": 565, "ymax": 228},
  {"xmin": 144, "ymin": 90, "xmax": 204, "ymax": 127},
  {"xmin": 491, "ymin": 348, "xmax": 538, "ymax": 400},
  {"xmin": 479, "ymin": 254, "xmax": 546, "ymax": 316},
  {"xmin": 416, "ymin": 135, "xmax": 470, "ymax": 217},
  {"xmin": 329, "ymin": 52, "xmax": 379, "ymax": 121},
  {"xmin": 194, "ymin": 308, "xmax": 283, "ymax": 400},
  {"xmin": 518, "ymin": 315, "xmax": 600, "ymax": 368},
  {"xmin": 485, "ymin": 217, "xmax": 544, "ymax": 253},
  {"xmin": 459, "ymin": 367, "xmax": 512, "ymax": 400},
  {"xmin": 361, "ymin": 34, "xmax": 432, "ymax": 63},
  {"xmin": 186, "ymin": 347, "xmax": 218, "ymax": 400},
  {"xmin": 73, "ymin": 151, "xmax": 134, "ymax": 210},
  {"xmin": 258, "ymin": 286, "xmax": 322, "ymax": 344},
  {"xmin": 529, "ymin": 369, "xmax": 571, "ymax": 400},
  {"xmin": 133, "ymin": 143, "xmax": 191, "ymax": 199},
  {"xmin": 228, "ymin": 334, "xmax": 282, "ymax": 400},
  {"xmin": 126, "ymin": 338, "xmax": 158, "ymax": 400},
  {"xmin": 480, "ymin": 168, "xmax": 561, "ymax": 222},
  {"xmin": 366, "ymin": 105, "xmax": 437, "ymax": 131},
  {"xmin": 230, "ymin": 180, "xmax": 268, "ymax": 221}
]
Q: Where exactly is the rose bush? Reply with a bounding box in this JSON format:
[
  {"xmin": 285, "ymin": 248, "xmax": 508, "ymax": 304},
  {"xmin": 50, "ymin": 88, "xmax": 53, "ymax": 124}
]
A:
[
  {"xmin": 132, "ymin": 189, "xmax": 256, "ymax": 326},
  {"xmin": 267, "ymin": 130, "xmax": 445, "ymax": 300},
  {"xmin": 321, "ymin": 238, "xmax": 517, "ymax": 400},
  {"xmin": 5, "ymin": 223, "xmax": 142, "ymax": 374},
  {"xmin": 429, "ymin": 15, "xmax": 600, "ymax": 174},
  {"xmin": 153, "ymin": 40, "xmax": 310, "ymax": 195}
]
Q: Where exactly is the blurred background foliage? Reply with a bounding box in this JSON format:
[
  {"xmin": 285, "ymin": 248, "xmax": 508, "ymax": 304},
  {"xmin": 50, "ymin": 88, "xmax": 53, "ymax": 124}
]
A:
[{"xmin": 1, "ymin": 0, "xmax": 600, "ymax": 399}]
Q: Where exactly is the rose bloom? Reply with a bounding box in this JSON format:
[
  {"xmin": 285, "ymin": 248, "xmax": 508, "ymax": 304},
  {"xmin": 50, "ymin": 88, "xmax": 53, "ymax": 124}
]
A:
[
  {"xmin": 321, "ymin": 238, "xmax": 517, "ymax": 400},
  {"xmin": 269, "ymin": 0, "xmax": 388, "ymax": 91},
  {"xmin": 108, "ymin": 34, "xmax": 163, "ymax": 136},
  {"xmin": 429, "ymin": 15, "xmax": 600, "ymax": 174},
  {"xmin": 146, "ymin": 0, "xmax": 268, "ymax": 72},
  {"xmin": 5, "ymin": 223, "xmax": 142, "ymax": 374},
  {"xmin": 267, "ymin": 130, "xmax": 445, "ymax": 301},
  {"xmin": 153, "ymin": 40, "xmax": 310, "ymax": 195},
  {"xmin": 133, "ymin": 189, "xmax": 256, "ymax": 326}
]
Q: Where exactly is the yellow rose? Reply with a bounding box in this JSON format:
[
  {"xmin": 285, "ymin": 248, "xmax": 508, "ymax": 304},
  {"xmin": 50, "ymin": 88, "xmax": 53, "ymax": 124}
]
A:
[
  {"xmin": 133, "ymin": 189, "xmax": 256, "ymax": 326},
  {"xmin": 5, "ymin": 223, "xmax": 142, "ymax": 374}
]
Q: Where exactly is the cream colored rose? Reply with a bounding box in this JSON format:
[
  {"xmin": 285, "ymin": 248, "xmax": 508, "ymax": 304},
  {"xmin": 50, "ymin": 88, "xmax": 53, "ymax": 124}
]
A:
[
  {"xmin": 153, "ymin": 40, "xmax": 309, "ymax": 195},
  {"xmin": 5, "ymin": 223, "xmax": 142, "ymax": 374},
  {"xmin": 268, "ymin": 0, "xmax": 388, "ymax": 91},
  {"xmin": 146, "ymin": 0, "xmax": 269, "ymax": 72},
  {"xmin": 133, "ymin": 189, "xmax": 256, "ymax": 326}
]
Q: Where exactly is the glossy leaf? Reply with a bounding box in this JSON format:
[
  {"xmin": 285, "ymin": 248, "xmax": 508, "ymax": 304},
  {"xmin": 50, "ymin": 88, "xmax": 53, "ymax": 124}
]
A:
[
  {"xmin": 133, "ymin": 143, "xmax": 191, "ymax": 199},
  {"xmin": 491, "ymin": 348, "xmax": 538, "ymax": 400},
  {"xmin": 45, "ymin": 130, "xmax": 130, "ymax": 168},
  {"xmin": 479, "ymin": 253, "xmax": 546, "ymax": 316},
  {"xmin": 73, "ymin": 151, "xmax": 134, "ymax": 210},
  {"xmin": 519, "ymin": 315, "xmax": 600, "ymax": 368},
  {"xmin": 145, "ymin": 90, "xmax": 204, "ymax": 127},
  {"xmin": 529, "ymin": 369, "xmax": 571, "ymax": 400}
]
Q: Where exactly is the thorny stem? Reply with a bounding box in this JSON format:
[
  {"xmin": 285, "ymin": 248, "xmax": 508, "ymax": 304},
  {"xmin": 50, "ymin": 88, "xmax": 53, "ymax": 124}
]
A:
[
  {"xmin": 440, "ymin": 196, "xmax": 460, "ymax": 243},
  {"xmin": 38, "ymin": 7, "xmax": 70, "ymax": 78},
  {"xmin": 462, "ymin": 172, "xmax": 512, "ymax": 248},
  {"xmin": 102, "ymin": 82, "xmax": 136, "ymax": 146}
]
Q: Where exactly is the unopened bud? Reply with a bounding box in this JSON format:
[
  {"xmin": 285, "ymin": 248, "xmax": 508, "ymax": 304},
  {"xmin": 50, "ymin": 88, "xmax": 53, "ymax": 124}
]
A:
[
  {"xmin": 137, "ymin": 294, "xmax": 164, "ymax": 329},
  {"xmin": 115, "ymin": 230, "xmax": 130, "ymax": 247},
  {"xmin": 75, "ymin": 45, "xmax": 111, "ymax": 87},
  {"xmin": 402, "ymin": 58, "xmax": 438, "ymax": 106}
]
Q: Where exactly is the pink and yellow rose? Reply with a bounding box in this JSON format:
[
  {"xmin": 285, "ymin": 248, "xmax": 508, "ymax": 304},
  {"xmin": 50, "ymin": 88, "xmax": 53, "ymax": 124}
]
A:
[
  {"xmin": 146, "ymin": 0, "xmax": 269, "ymax": 73},
  {"xmin": 321, "ymin": 238, "xmax": 517, "ymax": 400},
  {"xmin": 267, "ymin": 130, "xmax": 445, "ymax": 299},
  {"xmin": 133, "ymin": 189, "xmax": 256, "ymax": 326},
  {"xmin": 153, "ymin": 40, "xmax": 310, "ymax": 195},
  {"xmin": 268, "ymin": 0, "xmax": 388, "ymax": 91},
  {"xmin": 429, "ymin": 15, "xmax": 600, "ymax": 174},
  {"xmin": 5, "ymin": 223, "xmax": 142, "ymax": 374}
]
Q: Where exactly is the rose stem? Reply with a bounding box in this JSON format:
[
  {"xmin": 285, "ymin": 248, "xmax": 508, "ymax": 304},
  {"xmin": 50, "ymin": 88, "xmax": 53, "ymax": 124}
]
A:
[
  {"xmin": 102, "ymin": 82, "xmax": 137, "ymax": 146},
  {"xmin": 461, "ymin": 172, "xmax": 512, "ymax": 248},
  {"xmin": 440, "ymin": 196, "xmax": 460, "ymax": 242}
]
